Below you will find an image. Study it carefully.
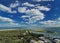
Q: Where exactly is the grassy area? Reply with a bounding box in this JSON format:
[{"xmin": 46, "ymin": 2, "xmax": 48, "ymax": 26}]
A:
[
  {"xmin": 0, "ymin": 29, "xmax": 29, "ymax": 43},
  {"xmin": 0, "ymin": 29, "xmax": 57, "ymax": 43},
  {"xmin": 0, "ymin": 29, "xmax": 41, "ymax": 43}
]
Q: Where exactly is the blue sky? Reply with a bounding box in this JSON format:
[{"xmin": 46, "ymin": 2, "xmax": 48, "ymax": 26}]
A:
[{"xmin": 0, "ymin": 0, "xmax": 60, "ymax": 27}]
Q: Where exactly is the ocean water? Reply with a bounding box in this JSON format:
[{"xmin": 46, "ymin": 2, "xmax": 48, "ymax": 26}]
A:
[
  {"xmin": 37, "ymin": 27, "xmax": 60, "ymax": 38},
  {"xmin": 30, "ymin": 27, "xmax": 60, "ymax": 38},
  {"xmin": 45, "ymin": 27, "xmax": 60, "ymax": 37}
]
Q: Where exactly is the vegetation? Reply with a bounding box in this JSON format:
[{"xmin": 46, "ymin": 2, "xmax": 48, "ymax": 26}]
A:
[
  {"xmin": 0, "ymin": 29, "xmax": 57, "ymax": 43},
  {"xmin": 0, "ymin": 29, "xmax": 40, "ymax": 43}
]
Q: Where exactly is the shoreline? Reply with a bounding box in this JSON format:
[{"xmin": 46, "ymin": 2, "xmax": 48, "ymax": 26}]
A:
[{"xmin": 0, "ymin": 29, "xmax": 20, "ymax": 31}]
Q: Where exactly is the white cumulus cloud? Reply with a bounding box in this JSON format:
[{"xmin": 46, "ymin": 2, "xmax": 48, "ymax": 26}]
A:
[
  {"xmin": 58, "ymin": 17, "xmax": 60, "ymax": 20},
  {"xmin": 0, "ymin": 4, "xmax": 11, "ymax": 12},
  {"xmin": 18, "ymin": 4, "xmax": 50, "ymax": 23},
  {"xmin": 0, "ymin": 16, "xmax": 14, "ymax": 22},
  {"xmin": 40, "ymin": 20, "xmax": 56, "ymax": 25},
  {"xmin": 35, "ymin": 6, "xmax": 50, "ymax": 11},
  {"xmin": 21, "ymin": 15, "xmax": 30, "ymax": 18},
  {"xmin": 39, "ymin": 20, "xmax": 60, "ymax": 27},
  {"xmin": 22, "ymin": 2, "xmax": 35, "ymax": 7},
  {"xmin": 18, "ymin": 7, "xmax": 27, "ymax": 13},
  {"xmin": 33, "ymin": 0, "xmax": 42, "ymax": 2},
  {"xmin": 10, "ymin": 0, "xmax": 19, "ymax": 8},
  {"xmin": 0, "ymin": 16, "xmax": 20, "ymax": 27},
  {"xmin": 33, "ymin": 0, "xmax": 54, "ymax": 2},
  {"xmin": 20, "ymin": 8, "xmax": 45, "ymax": 23},
  {"xmin": 0, "ymin": 4, "xmax": 17, "ymax": 13}
]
